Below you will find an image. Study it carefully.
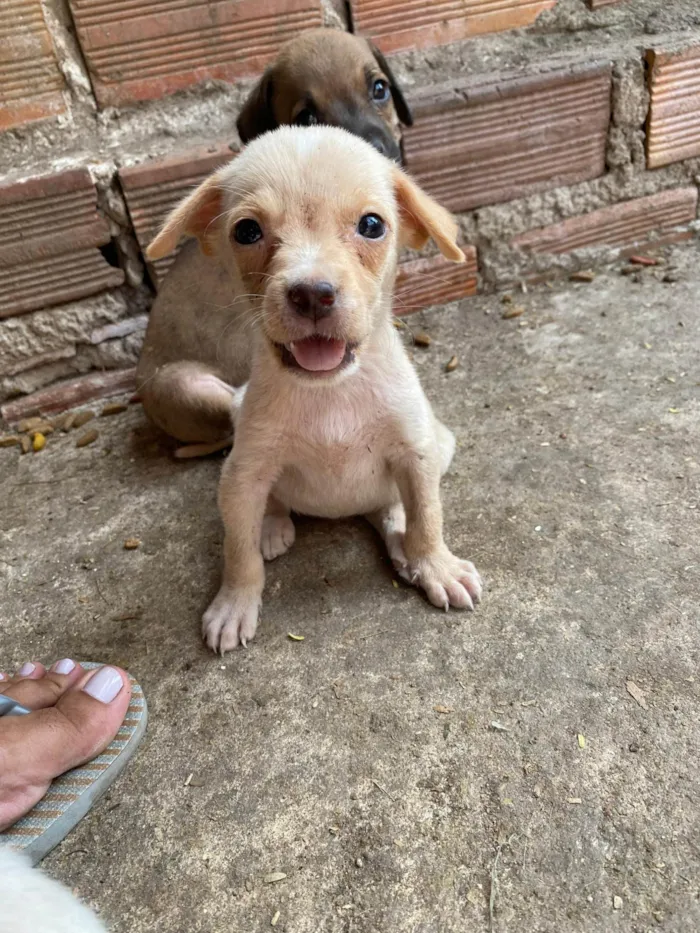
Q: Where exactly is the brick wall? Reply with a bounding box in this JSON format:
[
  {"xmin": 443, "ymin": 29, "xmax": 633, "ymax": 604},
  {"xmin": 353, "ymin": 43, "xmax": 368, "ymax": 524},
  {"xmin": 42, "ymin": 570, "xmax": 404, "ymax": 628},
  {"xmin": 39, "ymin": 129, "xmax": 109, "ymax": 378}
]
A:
[{"xmin": 1, "ymin": 0, "xmax": 699, "ymax": 420}]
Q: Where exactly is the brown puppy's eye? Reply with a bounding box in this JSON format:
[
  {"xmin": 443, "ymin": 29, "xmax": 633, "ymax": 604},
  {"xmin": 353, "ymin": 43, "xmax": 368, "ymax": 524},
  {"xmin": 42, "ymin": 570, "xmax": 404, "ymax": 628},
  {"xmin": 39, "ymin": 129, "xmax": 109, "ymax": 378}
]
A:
[
  {"xmin": 294, "ymin": 108, "xmax": 318, "ymax": 126},
  {"xmin": 233, "ymin": 219, "xmax": 263, "ymax": 245},
  {"xmin": 358, "ymin": 214, "xmax": 385, "ymax": 239},
  {"xmin": 372, "ymin": 79, "xmax": 390, "ymax": 104}
]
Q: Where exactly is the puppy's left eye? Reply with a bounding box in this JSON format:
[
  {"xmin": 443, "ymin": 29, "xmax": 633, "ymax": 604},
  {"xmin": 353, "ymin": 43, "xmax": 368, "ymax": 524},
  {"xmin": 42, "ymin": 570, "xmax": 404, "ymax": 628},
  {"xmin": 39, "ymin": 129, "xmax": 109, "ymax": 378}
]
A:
[
  {"xmin": 372, "ymin": 79, "xmax": 391, "ymax": 103},
  {"xmin": 233, "ymin": 219, "xmax": 263, "ymax": 244},
  {"xmin": 357, "ymin": 213, "xmax": 386, "ymax": 239}
]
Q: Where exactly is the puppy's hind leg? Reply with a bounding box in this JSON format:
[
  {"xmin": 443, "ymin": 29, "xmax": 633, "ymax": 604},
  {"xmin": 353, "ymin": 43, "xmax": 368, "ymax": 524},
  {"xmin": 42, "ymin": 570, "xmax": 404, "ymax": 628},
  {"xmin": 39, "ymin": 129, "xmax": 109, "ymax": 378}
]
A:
[
  {"xmin": 366, "ymin": 502, "xmax": 408, "ymax": 575},
  {"xmin": 261, "ymin": 495, "xmax": 296, "ymax": 561},
  {"xmin": 138, "ymin": 361, "xmax": 245, "ymax": 453},
  {"xmin": 436, "ymin": 420, "xmax": 456, "ymax": 476}
]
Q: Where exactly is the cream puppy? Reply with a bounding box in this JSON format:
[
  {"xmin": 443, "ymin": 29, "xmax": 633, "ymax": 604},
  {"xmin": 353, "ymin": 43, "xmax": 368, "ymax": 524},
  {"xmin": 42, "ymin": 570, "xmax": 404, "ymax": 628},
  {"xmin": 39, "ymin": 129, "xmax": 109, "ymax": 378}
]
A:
[{"xmin": 146, "ymin": 126, "xmax": 482, "ymax": 652}]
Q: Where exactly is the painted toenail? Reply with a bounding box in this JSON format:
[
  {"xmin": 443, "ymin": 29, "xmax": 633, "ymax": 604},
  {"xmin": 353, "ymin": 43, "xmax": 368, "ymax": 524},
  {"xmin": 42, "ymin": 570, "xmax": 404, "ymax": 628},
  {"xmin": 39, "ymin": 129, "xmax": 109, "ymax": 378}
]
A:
[
  {"xmin": 83, "ymin": 666, "xmax": 123, "ymax": 704},
  {"xmin": 52, "ymin": 658, "xmax": 76, "ymax": 675},
  {"xmin": 18, "ymin": 662, "xmax": 36, "ymax": 677}
]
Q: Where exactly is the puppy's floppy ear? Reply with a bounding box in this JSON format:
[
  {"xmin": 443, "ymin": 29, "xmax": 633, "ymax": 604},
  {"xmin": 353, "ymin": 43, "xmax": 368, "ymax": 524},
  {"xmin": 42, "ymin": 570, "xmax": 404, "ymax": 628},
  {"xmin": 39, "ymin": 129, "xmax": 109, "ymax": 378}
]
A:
[
  {"xmin": 236, "ymin": 67, "xmax": 278, "ymax": 144},
  {"xmin": 147, "ymin": 174, "xmax": 223, "ymax": 260},
  {"xmin": 393, "ymin": 167, "xmax": 464, "ymax": 263},
  {"xmin": 369, "ymin": 42, "xmax": 413, "ymax": 127}
]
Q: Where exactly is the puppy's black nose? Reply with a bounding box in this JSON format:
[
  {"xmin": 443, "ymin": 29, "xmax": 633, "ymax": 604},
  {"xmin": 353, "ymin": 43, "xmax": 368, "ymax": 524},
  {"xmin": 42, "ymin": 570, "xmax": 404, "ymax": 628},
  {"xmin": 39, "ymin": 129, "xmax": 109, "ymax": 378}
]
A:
[
  {"xmin": 367, "ymin": 132, "xmax": 401, "ymax": 164},
  {"xmin": 287, "ymin": 281, "xmax": 336, "ymax": 320}
]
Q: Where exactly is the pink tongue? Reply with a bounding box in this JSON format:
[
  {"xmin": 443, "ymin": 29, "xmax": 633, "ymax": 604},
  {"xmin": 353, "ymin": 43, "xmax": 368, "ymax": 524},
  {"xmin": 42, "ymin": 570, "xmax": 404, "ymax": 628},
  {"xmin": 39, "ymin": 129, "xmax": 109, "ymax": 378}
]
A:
[{"xmin": 290, "ymin": 337, "xmax": 347, "ymax": 372}]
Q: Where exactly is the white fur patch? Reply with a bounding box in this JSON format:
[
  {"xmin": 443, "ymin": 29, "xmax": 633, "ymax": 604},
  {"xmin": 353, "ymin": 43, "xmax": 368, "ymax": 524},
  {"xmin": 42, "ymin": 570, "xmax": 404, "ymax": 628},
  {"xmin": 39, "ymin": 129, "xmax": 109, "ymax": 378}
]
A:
[{"xmin": 0, "ymin": 847, "xmax": 107, "ymax": 933}]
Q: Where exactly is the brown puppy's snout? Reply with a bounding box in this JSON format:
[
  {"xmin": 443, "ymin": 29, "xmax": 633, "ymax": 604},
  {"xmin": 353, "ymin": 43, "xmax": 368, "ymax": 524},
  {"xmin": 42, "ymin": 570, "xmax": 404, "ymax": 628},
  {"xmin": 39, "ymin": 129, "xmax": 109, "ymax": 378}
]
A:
[
  {"xmin": 287, "ymin": 280, "xmax": 337, "ymax": 322},
  {"xmin": 364, "ymin": 127, "xmax": 401, "ymax": 163}
]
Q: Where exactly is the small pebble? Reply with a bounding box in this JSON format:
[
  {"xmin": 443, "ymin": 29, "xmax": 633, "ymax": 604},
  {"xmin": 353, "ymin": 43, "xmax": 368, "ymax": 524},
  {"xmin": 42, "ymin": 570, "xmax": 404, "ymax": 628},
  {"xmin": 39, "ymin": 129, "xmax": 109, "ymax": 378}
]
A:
[
  {"xmin": 0, "ymin": 435, "xmax": 19, "ymax": 448},
  {"xmin": 20, "ymin": 436, "xmax": 31, "ymax": 455},
  {"xmin": 263, "ymin": 872, "xmax": 287, "ymax": 884},
  {"xmin": 445, "ymin": 355, "xmax": 459, "ymax": 373},
  {"xmin": 60, "ymin": 412, "xmax": 77, "ymax": 431},
  {"xmin": 502, "ymin": 306, "xmax": 524, "ymax": 320},
  {"xmin": 413, "ymin": 333, "xmax": 432, "ymax": 347},
  {"xmin": 75, "ymin": 428, "xmax": 99, "ymax": 448},
  {"xmin": 613, "ymin": 896, "xmax": 623, "ymax": 910},
  {"xmin": 356, "ymin": 857, "xmax": 363, "ymax": 868},
  {"xmin": 101, "ymin": 402, "xmax": 128, "ymax": 417},
  {"xmin": 73, "ymin": 410, "xmax": 96, "ymax": 429},
  {"xmin": 123, "ymin": 538, "xmax": 141, "ymax": 550},
  {"xmin": 628, "ymin": 742, "xmax": 639, "ymax": 753},
  {"xmin": 271, "ymin": 912, "xmax": 280, "ymax": 927},
  {"xmin": 18, "ymin": 416, "xmax": 45, "ymax": 433},
  {"xmin": 570, "ymin": 270, "xmax": 595, "ymax": 282}
]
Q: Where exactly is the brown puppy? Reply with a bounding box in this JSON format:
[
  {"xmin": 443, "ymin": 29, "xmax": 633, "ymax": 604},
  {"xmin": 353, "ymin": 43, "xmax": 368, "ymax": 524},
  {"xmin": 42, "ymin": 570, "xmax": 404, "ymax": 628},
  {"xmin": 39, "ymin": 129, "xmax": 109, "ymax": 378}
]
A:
[
  {"xmin": 137, "ymin": 28, "xmax": 413, "ymax": 455},
  {"xmin": 236, "ymin": 28, "xmax": 412, "ymax": 162}
]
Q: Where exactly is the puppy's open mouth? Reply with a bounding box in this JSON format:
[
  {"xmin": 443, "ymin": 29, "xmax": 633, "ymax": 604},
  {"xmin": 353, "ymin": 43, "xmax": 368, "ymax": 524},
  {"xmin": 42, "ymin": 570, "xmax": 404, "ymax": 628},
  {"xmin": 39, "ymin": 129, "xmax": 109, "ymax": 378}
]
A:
[{"xmin": 277, "ymin": 336, "xmax": 356, "ymax": 375}]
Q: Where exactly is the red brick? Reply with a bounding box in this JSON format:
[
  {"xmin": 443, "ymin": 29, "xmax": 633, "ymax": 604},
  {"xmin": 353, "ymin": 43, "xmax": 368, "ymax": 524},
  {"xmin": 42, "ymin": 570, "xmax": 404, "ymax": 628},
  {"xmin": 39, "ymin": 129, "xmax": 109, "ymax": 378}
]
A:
[
  {"xmin": 350, "ymin": 0, "xmax": 556, "ymax": 54},
  {"xmin": 0, "ymin": 0, "xmax": 66, "ymax": 130},
  {"xmin": 394, "ymin": 249, "xmax": 478, "ymax": 316},
  {"xmin": 69, "ymin": 0, "xmax": 323, "ymax": 108},
  {"xmin": 403, "ymin": 64, "xmax": 611, "ymax": 214},
  {"xmin": 1, "ymin": 368, "xmax": 136, "ymax": 424},
  {"xmin": 647, "ymin": 46, "xmax": 700, "ymax": 169},
  {"xmin": 119, "ymin": 145, "xmax": 235, "ymax": 285},
  {"xmin": 0, "ymin": 169, "xmax": 125, "ymax": 319},
  {"xmin": 511, "ymin": 188, "xmax": 698, "ymax": 254}
]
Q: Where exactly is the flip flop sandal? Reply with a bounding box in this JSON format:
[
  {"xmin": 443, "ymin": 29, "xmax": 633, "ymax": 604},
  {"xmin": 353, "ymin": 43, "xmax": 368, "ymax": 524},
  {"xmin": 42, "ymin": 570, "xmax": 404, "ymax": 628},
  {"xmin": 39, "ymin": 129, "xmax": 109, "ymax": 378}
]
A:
[{"xmin": 0, "ymin": 663, "xmax": 147, "ymax": 866}]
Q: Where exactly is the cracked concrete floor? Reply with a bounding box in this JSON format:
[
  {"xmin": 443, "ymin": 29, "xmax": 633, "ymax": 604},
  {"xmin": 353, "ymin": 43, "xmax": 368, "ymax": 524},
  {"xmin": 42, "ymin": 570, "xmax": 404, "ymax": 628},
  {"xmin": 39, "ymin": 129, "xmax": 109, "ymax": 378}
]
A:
[{"xmin": 1, "ymin": 243, "xmax": 699, "ymax": 933}]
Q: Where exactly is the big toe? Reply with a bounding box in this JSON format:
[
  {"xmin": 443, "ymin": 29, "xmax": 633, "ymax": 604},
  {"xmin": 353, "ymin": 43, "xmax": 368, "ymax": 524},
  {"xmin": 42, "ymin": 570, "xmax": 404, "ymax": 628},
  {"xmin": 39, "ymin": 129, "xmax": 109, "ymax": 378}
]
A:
[{"xmin": 0, "ymin": 666, "xmax": 131, "ymax": 830}]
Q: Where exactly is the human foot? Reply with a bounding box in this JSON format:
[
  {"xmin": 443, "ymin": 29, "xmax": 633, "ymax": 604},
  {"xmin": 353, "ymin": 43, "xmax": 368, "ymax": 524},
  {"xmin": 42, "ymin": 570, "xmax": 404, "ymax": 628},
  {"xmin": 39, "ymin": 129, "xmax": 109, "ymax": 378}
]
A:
[{"xmin": 0, "ymin": 660, "xmax": 131, "ymax": 830}]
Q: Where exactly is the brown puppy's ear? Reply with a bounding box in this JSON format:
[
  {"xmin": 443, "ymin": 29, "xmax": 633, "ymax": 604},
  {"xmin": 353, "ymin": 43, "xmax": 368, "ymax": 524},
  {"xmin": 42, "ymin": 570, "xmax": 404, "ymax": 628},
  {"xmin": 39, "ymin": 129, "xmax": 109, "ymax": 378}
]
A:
[
  {"xmin": 393, "ymin": 167, "xmax": 464, "ymax": 262},
  {"xmin": 236, "ymin": 67, "xmax": 278, "ymax": 144},
  {"xmin": 369, "ymin": 42, "xmax": 413, "ymax": 127},
  {"xmin": 147, "ymin": 175, "xmax": 224, "ymax": 260}
]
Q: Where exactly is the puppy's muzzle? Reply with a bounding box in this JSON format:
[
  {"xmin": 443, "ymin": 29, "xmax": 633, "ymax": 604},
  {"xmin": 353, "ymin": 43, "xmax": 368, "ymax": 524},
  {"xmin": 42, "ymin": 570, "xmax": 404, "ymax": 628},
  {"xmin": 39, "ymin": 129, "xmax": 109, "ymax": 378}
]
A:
[
  {"xmin": 277, "ymin": 280, "xmax": 355, "ymax": 376},
  {"xmin": 287, "ymin": 280, "xmax": 336, "ymax": 323},
  {"xmin": 367, "ymin": 130, "xmax": 401, "ymax": 163}
]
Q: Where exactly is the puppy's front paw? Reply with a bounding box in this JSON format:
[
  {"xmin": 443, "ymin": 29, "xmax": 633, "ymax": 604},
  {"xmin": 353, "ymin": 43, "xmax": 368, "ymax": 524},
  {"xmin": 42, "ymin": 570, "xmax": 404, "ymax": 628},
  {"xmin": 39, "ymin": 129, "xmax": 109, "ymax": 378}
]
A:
[
  {"xmin": 261, "ymin": 513, "xmax": 295, "ymax": 561},
  {"xmin": 202, "ymin": 586, "xmax": 261, "ymax": 653},
  {"xmin": 403, "ymin": 550, "xmax": 482, "ymax": 611}
]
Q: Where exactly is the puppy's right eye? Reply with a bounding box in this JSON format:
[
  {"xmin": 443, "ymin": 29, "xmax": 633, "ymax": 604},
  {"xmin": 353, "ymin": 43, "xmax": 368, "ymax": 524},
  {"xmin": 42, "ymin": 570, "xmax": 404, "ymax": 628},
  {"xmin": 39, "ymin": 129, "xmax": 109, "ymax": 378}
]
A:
[
  {"xmin": 357, "ymin": 213, "xmax": 386, "ymax": 240},
  {"xmin": 233, "ymin": 219, "xmax": 263, "ymax": 245},
  {"xmin": 294, "ymin": 108, "xmax": 318, "ymax": 127}
]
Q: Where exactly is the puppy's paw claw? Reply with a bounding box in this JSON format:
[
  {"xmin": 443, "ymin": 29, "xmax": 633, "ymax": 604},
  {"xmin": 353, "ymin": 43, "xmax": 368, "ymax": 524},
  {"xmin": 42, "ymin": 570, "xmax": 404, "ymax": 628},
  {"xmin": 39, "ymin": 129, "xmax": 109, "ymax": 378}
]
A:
[
  {"xmin": 261, "ymin": 514, "xmax": 295, "ymax": 561},
  {"xmin": 202, "ymin": 586, "xmax": 261, "ymax": 653},
  {"xmin": 408, "ymin": 552, "xmax": 482, "ymax": 611}
]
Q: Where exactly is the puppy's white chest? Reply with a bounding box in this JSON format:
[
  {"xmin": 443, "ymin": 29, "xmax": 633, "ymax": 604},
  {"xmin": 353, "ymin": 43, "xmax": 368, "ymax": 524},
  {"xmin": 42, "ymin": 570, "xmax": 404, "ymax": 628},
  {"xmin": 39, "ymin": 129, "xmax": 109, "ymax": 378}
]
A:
[{"xmin": 273, "ymin": 403, "xmax": 396, "ymax": 518}]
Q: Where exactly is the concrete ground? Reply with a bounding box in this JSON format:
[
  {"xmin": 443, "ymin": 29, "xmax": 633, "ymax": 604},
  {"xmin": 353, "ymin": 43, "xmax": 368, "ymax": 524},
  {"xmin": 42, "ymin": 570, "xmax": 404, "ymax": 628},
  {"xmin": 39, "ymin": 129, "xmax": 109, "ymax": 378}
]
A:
[{"xmin": 1, "ymin": 243, "xmax": 699, "ymax": 933}]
